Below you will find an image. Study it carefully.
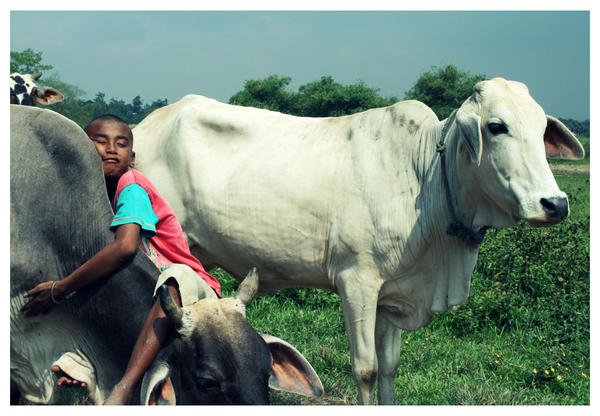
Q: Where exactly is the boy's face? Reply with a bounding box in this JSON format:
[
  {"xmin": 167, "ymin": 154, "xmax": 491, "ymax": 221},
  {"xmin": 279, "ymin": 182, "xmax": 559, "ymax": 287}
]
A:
[{"xmin": 87, "ymin": 119, "xmax": 135, "ymax": 180}]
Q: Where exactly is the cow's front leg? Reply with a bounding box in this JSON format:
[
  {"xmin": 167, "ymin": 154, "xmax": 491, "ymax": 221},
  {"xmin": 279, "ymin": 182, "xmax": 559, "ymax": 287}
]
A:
[
  {"xmin": 336, "ymin": 271, "xmax": 382, "ymax": 405},
  {"xmin": 375, "ymin": 307, "xmax": 402, "ymax": 405}
]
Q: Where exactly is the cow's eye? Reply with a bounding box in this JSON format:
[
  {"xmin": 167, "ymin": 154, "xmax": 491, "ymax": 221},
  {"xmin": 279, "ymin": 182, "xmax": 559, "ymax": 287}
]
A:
[
  {"xmin": 488, "ymin": 123, "xmax": 508, "ymax": 135},
  {"xmin": 197, "ymin": 377, "xmax": 219, "ymax": 392}
]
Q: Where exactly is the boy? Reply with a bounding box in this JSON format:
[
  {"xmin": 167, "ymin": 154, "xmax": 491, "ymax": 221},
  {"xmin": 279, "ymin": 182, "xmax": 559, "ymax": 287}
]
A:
[{"xmin": 21, "ymin": 114, "xmax": 221, "ymax": 404}]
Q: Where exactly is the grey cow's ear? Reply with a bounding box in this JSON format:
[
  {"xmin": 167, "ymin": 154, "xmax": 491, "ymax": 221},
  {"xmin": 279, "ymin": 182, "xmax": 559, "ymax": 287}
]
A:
[
  {"xmin": 456, "ymin": 106, "xmax": 483, "ymax": 166},
  {"xmin": 544, "ymin": 115, "xmax": 585, "ymax": 160},
  {"xmin": 140, "ymin": 360, "xmax": 176, "ymax": 405},
  {"xmin": 261, "ymin": 334, "xmax": 324, "ymax": 398}
]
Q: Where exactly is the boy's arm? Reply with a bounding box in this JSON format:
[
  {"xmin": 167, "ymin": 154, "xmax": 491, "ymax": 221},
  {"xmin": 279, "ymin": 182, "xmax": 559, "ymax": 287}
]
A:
[{"xmin": 21, "ymin": 223, "xmax": 141, "ymax": 317}]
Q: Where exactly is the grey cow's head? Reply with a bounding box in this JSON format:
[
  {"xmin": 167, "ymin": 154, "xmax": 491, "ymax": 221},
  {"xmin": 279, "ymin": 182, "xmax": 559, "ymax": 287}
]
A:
[
  {"xmin": 140, "ymin": 268, "xmax": 323, "ymax": 405},
  {"xmin": 452, "ymin": 77, "xmax": 584, "ymax": 230}
]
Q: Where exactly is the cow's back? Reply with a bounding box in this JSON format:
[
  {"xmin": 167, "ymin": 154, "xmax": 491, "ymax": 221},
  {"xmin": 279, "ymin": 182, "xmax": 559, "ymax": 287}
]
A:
[{"xmin": 132, "ymin": 97, "xmax": 437, "ymax": 292}]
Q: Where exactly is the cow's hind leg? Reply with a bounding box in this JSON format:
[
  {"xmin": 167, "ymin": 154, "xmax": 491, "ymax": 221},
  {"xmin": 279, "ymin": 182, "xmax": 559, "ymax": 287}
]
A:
[
  {"xmin": 336, "ymin": 271, "xmax": 381, "ymax": 405},
  {"xmin": 375, "ymin": 308, "xmax": 402, "ymax": 405}
]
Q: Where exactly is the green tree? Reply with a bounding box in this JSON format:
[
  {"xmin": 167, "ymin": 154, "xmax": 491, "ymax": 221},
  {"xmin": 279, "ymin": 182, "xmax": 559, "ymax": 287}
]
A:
[
  {"xmin": 297, "ymin": 76, "xmax": 396, "ymax": 117},
  {"xmin": 229, "ymin": 74, "xmax": 397, "ymax": 117},
  {"xmin": 229, "ymin": 75, "xmax": 297, "ymax": 114},
  {"xmin": 404, "ymin": 65, "xmax": 486, "ymax": 119},
  {"xmin": 10, "ymin": 48, "xmax": 53, "ymax": 74}
]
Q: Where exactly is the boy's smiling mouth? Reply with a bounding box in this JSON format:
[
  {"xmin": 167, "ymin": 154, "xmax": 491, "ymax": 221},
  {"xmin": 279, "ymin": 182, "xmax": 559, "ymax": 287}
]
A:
[{"xmin": 103, "ymin": 157, "xmax": 119, "ymax": 164}]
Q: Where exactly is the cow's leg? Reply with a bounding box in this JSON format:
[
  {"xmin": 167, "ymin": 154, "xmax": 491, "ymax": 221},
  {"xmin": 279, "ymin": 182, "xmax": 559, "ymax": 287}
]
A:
[
  {"xmin": 336, "ymin": 272, "xmax": 381, "ymax": 405},
  {"xmin": 375, "ymin": 308, "xmax": 402, "ymax": 405}
]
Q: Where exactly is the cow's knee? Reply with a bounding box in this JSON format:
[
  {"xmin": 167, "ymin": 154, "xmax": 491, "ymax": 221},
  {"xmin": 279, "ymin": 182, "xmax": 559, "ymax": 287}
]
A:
[{"xmin": 352, "ymin": 361, "xmax": 377, "ymax": 404}]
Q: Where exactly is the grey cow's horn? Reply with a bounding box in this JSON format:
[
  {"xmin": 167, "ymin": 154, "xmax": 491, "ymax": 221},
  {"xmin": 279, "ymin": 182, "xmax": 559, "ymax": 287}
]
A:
[
  {"xmin": 31, "ymin": 72, "xmax": 43, "ymax": 81},
  {"xmin": 233, "ymin": 267, "xmax": 259, "ymax": 306},
  {"xmin": 157, "ymin": 283, "xmax": 183, "ymax": 330}
]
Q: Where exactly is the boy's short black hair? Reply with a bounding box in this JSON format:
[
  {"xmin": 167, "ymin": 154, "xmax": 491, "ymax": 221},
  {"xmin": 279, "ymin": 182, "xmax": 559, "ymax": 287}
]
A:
[{"xmin": 84, "ymin": 114, "xmax": 131, "ymax": 136}]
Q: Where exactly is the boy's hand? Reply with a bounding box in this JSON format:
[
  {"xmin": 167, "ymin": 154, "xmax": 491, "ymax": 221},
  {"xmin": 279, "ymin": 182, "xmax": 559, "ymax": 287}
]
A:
[{"xmin": 21, "ymin": 281, "xmax": 60, "ymax": 317}]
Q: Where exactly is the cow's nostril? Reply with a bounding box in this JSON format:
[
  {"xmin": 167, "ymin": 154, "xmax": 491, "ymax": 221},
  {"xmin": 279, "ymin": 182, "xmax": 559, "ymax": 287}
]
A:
[
  {"xmin": 540, "ymin": 197, "xmax": 569, "ymax": 219},
  {"xmin": 540, "ymin": 198, "xmax": 557, "ymax": 212}
]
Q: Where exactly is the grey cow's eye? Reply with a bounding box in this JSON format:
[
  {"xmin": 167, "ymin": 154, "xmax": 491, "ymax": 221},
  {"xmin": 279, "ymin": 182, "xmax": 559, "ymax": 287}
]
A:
[
  {"xmin": 197, "ymin": 377, "xmax": 219, "ymax": 392},
  {"xmin": 488, "ymin": 122, "xmax": 508, "ymax": 135}
]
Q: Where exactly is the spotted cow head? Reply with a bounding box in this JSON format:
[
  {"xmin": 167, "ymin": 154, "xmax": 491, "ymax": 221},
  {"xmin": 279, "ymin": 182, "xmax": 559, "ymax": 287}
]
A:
[{"xmin": 10, "ymin": 72, "xmax": 64, "ymax": 106}]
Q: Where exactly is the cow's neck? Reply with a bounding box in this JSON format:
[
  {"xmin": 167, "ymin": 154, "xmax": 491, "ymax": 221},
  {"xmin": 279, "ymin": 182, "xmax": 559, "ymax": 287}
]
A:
[{"xmin": 435, "ymin": 113, "xmax": 489, "ymax": 247}]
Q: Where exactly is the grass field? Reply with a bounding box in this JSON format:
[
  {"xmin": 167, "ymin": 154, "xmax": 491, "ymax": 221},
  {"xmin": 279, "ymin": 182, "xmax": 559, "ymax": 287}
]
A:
[{"xmin": 216, "ymin": 168, "xmax": 590, "ymax": 405}]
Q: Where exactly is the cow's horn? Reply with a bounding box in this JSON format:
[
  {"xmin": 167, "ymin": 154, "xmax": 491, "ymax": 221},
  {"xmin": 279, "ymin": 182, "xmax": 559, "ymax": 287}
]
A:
[
  {"xmin": 31, "ymin": 72, "xmax": 43, "ymax": 81},
  {"xmin": 233, "ymin": 267, "xmax": 259, "ymax": 307},
  {"xmin": 157, "ymin": 284, "xmax": 183, "ymax": 330}
]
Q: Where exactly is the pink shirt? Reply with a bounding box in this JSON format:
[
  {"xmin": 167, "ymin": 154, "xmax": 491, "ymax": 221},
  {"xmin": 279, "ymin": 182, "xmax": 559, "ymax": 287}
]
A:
[{"xmin": 112, "ymin": 169, "xmax": 221, "ymax": 297}]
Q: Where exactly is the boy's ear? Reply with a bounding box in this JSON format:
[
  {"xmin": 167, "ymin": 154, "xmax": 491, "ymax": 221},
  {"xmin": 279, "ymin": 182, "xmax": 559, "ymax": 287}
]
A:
[{"xmin": 130, "ymin": 151, "xmax": 136, "ymax": 168}]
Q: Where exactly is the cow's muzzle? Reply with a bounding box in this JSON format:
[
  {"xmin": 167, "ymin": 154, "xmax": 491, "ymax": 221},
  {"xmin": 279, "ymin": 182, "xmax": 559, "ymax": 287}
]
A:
[{"xmin": 540, "ymin": 197, "xmax": 569, "ymax": 222}]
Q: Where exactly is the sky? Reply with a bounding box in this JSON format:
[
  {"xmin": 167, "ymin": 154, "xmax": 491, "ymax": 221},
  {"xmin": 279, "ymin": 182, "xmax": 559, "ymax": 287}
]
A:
[{"xmin": 9, "ymin": 6, "xmax": 591, "ymax": 120}]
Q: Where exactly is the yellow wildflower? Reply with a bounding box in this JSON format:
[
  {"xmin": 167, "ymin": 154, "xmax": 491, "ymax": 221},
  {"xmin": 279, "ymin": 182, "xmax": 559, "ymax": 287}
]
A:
[
  {"xmin": 557, "ymin": 375, "xmax": 563, "ymax": 381},
  {"xmin": 533, "ymin": 368, "xmax": 538, "ymax": 374},
  {"xmin": 582, "ymin": 373, "xmax": 588, "ymax": 378},
  {"xmin": 551, "ymin": 367, "xmax": 555, "ymax": 372},
  {"xmin": 495, "ymin": 360, "xmax": 499, "ymax": 364},
  {"xmin": 545, "ymin": 370, "xmax": 550, "ymax": 375}
]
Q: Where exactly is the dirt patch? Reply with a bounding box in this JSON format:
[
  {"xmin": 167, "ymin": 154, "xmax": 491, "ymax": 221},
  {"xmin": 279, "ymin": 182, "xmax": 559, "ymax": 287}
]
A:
[{"xmin": 550, "ymin": 165, "xmax": 590, "ymax": 175}]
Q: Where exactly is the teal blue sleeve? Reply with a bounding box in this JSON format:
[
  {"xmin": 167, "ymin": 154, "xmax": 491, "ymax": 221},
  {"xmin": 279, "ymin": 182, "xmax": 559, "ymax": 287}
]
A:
[{"xmin": 111, "ymin": 184, "xmax": 158, "ymax": 237}]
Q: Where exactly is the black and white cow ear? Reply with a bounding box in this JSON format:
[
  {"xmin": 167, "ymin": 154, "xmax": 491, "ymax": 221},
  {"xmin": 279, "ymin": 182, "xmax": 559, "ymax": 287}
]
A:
[
  {"xmin": 34, "ymin": 86, "xmax": 64, "ymax": 105},
  {"xmin": 544, "ymin": 115, "xmax": 585, "ymax": 160},
  {"xmin": 456, "ymin": 106, "xmax": 483, "ymax": 166},
  {"xmin": 140, "ymin": 360, "xmax": 176, "ymax": 405},
  {"xmin": 261, "ymin": 334, "xmax": 324, "ymax": 398}
]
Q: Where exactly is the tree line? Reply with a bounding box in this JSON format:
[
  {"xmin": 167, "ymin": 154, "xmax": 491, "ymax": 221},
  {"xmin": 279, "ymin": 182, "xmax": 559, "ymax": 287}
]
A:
[{"xmin": 11, "ymin": 48, "xmax": 589, "ymax": 137}]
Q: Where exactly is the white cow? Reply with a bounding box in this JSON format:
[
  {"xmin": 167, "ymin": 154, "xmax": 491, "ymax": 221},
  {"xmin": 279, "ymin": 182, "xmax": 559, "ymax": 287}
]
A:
[{"xmin": 132, "ymin": 78, "xmax": 584, "ymax": 404}]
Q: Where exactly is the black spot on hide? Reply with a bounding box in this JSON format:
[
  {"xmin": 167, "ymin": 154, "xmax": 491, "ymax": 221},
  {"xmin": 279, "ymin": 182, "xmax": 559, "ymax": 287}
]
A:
[
  {"xmin": 20, "ymin": 95, "xmax": 33, "ymax": 106},
  {"xmin": 13, "ymin": 84, "xmax": 27, "ymax": 95},
  {"xmin": 11, "ymin": 75, "xmax": 25, "ymax": 85},
  {"xmin": 200, "ymin": 120, "xmax": 241, "ymax": 135},
  {"xmin": 387, "ymin": 106, "xmax": 406, "ymax": 127}
]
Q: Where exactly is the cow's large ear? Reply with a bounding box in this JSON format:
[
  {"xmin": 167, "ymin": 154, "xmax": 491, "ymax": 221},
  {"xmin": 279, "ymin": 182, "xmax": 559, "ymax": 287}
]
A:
[
  {"xmin": 33, "ymin": 86, "xmax": 64, "ymax": 105},
  {"xmin": 261, "ymin": 334, "xmax": 324, "ymax": 398},
  {"xmin": 456, "ymin": 106, "xmax": 483, "ymax": 166},
  {"xmin": 544, "ymin": 115, "xmax": 585, "ymax": 160},
  {"xmin": 140, "ymin": 361, "xmax": 176, "ymax": 405}
]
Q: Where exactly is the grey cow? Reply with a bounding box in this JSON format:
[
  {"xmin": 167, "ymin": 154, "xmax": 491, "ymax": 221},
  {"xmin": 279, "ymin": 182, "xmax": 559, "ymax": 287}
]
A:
[{"xmin": 10, "ymin": 105, "xmax": 323, "ymax": 405}]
